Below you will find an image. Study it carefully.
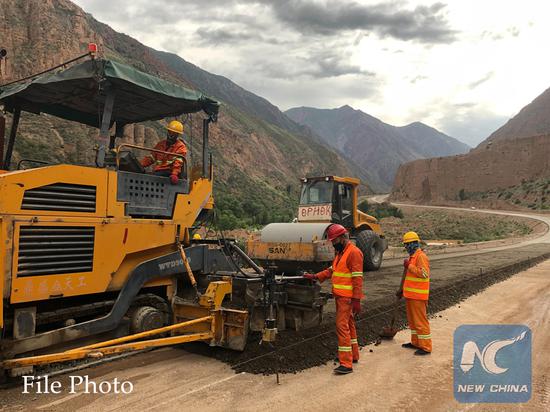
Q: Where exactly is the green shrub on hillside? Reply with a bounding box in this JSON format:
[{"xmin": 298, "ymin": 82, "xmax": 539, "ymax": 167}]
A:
[
  {"xmin": 215, "ymin": 192, "xmax": 296, "ymax": 229},
  {"xmin": 358, "ymin": 200, "xmax": 403, "ymax": 220},
  {"xmin": 214, "ymin": 167, "xmax": 298, "ymax": 230},
  {"xmin": 380, "ymin": 209, "xmax": 533, "ymax": 246}
]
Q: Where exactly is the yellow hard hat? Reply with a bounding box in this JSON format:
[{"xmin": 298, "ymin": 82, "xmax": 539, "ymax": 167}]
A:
[
  {"xmin": 193, "ymin": 233, "xmax": 202, "ymax": 240},
  {"xmin": 402, "ymin": 231, "xmax": 420, "ymax": 244},
  {"xmin": 166, "ymin": 120, "xmax": 184, "ymax": 135}
]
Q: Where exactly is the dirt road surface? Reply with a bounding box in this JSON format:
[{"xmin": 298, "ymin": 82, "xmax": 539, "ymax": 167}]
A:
[
  {"xmin": 391, "ymin": 203, "xmax": 550, "ymax": 247},
  {"xmin": 363, "ymin": 201, "xmax": 550, "ymax": 265},
  {"xmin": 2, "ymin": 203, "xmax": 549, "ymax": 410},
  {"xmin": 2, "ymin": 258, "xmax": 548, "ymax": 412},
  {"xmin": 365, "ymin": 194, "xmax": 390, "ymax": 204}
]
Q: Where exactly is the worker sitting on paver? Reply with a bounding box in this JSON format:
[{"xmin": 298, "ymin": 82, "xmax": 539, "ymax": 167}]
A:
[
  {"xmin": 141, "ymin": 120, "xmax": 187, "ymax": 184},
  {"xmin": 396, "ymin": 231, "xmax": 432, "ymax": 355},
  {"xmin": 303, "ymin": 224, "xmax": 364, "ymax": 374}
]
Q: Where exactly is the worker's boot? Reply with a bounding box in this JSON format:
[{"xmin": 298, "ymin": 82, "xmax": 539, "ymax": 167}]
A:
[
  {"xmin": 333, "ymin": 365, "xmax": 353, "ymax": 374},
  {"xmin": 401, "ymin": 342, "xmax": 416, "ymax": 349},
  {"xmin": 414, "ymin": 349, "xmax": 431, "ymax": 356}
]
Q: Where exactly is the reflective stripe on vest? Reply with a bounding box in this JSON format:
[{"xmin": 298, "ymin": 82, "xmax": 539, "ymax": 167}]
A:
[
  {"xmin": 333, "ymin": 284, "xmax": 353, "ymax": 291},
  {"xmin": 155, "ymin": 157, "xmax": 184, "ymax": 165},
  {"xmin": 403, "ymin": 249, "xmax": 430, "ymax": 301},
  {"xmin": 403, "ymin": 287, "xmax": 429, "ymax": 294},
  {"xmin": 405, "ymin": 276, "xmax": 429, "ymax": 282}
]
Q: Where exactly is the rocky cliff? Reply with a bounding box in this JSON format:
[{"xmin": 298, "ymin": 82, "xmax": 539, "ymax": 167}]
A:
[
  {"xmin": 390, "ymin": 134, "xmax": 550, "ymax": 207},
  {"xmin": 0, "ymin": 0, "xmax": 363, "ymax": 227},
  {"xmin": 285, "ymin": 105, "xmax": 469, "ymax": 192}
]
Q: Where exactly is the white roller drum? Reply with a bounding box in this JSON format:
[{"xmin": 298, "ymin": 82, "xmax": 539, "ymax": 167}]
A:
[{"xmin": 260, "ymin": 223, "xmax": 332, "ymax": 243}]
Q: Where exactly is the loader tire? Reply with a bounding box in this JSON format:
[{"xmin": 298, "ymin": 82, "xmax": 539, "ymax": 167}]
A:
[
  {"xmin": 356, "ymin": 230, "xmax": 383, "ymax": 271},
  {"xmin": 129, "ymin": 306, "xmax": 164, "ymax": 334}
]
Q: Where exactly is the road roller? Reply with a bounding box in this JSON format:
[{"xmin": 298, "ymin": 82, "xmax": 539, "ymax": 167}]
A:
[{"xmin": 247, "ymin": 176, "xmax": 388, "ymax": 273}]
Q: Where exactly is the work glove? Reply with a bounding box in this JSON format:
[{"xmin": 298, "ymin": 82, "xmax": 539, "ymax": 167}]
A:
[
  {"xmin": 395, "ymin": 289, "xmax": 403, "ymax": 299},
  {"xmin": 303, "ymin": 273, "xmax": 317, "ymax": 280},
  {"xmin": 170, "ymin": 174, "xmax": 179, "ymax": 185},
  {"xmin": 352, "ymin": 298, "xmax": 361, "ymax": 314},
  {"xmin": 403, "ymin": 258, "xmax": 410, "ymax": 269}
]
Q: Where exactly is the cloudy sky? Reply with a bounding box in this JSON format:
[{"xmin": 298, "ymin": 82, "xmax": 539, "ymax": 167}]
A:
[{"xmin": 74, "ymin": 0, "xmax": 550, "ymax": 146}]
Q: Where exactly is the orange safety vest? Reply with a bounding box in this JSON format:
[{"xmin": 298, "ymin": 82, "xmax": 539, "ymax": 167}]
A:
[
  {"xmin": 331, "ymin": 243, "xmax": 363, "ymax": 298},
  {"xmin": 142, "ymin": 139, "xmax": 187, "ymax": 175},
  {"xmin": 403, "ymin": 249, "xmax": 430, "ymax": 300}
]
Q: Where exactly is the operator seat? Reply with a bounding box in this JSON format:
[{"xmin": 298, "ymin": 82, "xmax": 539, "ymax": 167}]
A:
[{"xmin": 117, "ymin": 151, "xmax": 146, "ymax": 174}]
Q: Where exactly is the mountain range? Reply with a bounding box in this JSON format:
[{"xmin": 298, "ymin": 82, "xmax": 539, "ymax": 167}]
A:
[
  {"xmin": 0, "ymin": 0, "xmax": 367, "ymax": 227},
  {"xmin": 391, "ymin": 86, "xmax": 550, "ymax": 210},
  {"xmin": 285, "ymin": 105, "xmax": 470, "ymax": 191},
  {"xmin": 478, "ymin": 86, "xmax": 550, "ymax": 148},
  {"xmin": 1, "ymin": 0, "xmax": 474, "ymax": 225}
]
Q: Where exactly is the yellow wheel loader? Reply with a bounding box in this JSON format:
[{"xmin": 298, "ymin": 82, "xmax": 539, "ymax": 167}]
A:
[
  {"xmin": 247, "ymin": 176, "xmax": 388, "ymax": 274},
  {"xmin": 0, "ymin": 49, "xmax": 327, "ymax": 380}
]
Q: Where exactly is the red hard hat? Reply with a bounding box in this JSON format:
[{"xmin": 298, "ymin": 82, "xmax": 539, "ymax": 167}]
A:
[{"xmin": 326, "ymin": 224, "xmax": 347, "ymax": 241}]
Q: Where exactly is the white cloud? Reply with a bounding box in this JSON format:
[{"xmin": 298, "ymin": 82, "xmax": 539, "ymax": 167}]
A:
[{"xmin": 74, "ymin": 0, "xmax": 550, "ymax": 146}]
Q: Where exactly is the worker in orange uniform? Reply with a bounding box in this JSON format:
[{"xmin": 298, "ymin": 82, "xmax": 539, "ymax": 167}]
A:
[
  {"xmin": 396, "ymin": 231, "xmax": 431, "ymax": 355},
  {"xmin": 303, "ymin": 224, "xmax": 364, "ymax": 374},
  {"xmin": 141, "ymin": 120, "xmax": 187, "ymax": 184}
]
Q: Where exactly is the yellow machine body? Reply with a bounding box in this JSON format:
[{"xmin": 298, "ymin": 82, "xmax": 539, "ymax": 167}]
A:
[
  {"xmin": 247, "ymin": 240, "xmax": 333, "ymax": 263},
  {"xmin": 296, "ymin": 176, "xmax": 381, "ymax": 231},
  {"xmin": 0, "ymin": 157, "xmax": 256, "ymax": 376},
  {"xmin": 0, "ymin": 164, "xmax": 212, "ymax": 318}
]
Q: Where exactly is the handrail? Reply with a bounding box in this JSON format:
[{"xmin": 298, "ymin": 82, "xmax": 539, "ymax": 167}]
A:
[{"xmin": 115, "ymin": 143, "xmax": 187, "ymax": 170}]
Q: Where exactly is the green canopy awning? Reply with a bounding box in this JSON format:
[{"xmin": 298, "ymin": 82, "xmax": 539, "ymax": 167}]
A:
[{"xmin": 0, "ymin": 59, "xmax": 219, "ymax": 127}]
